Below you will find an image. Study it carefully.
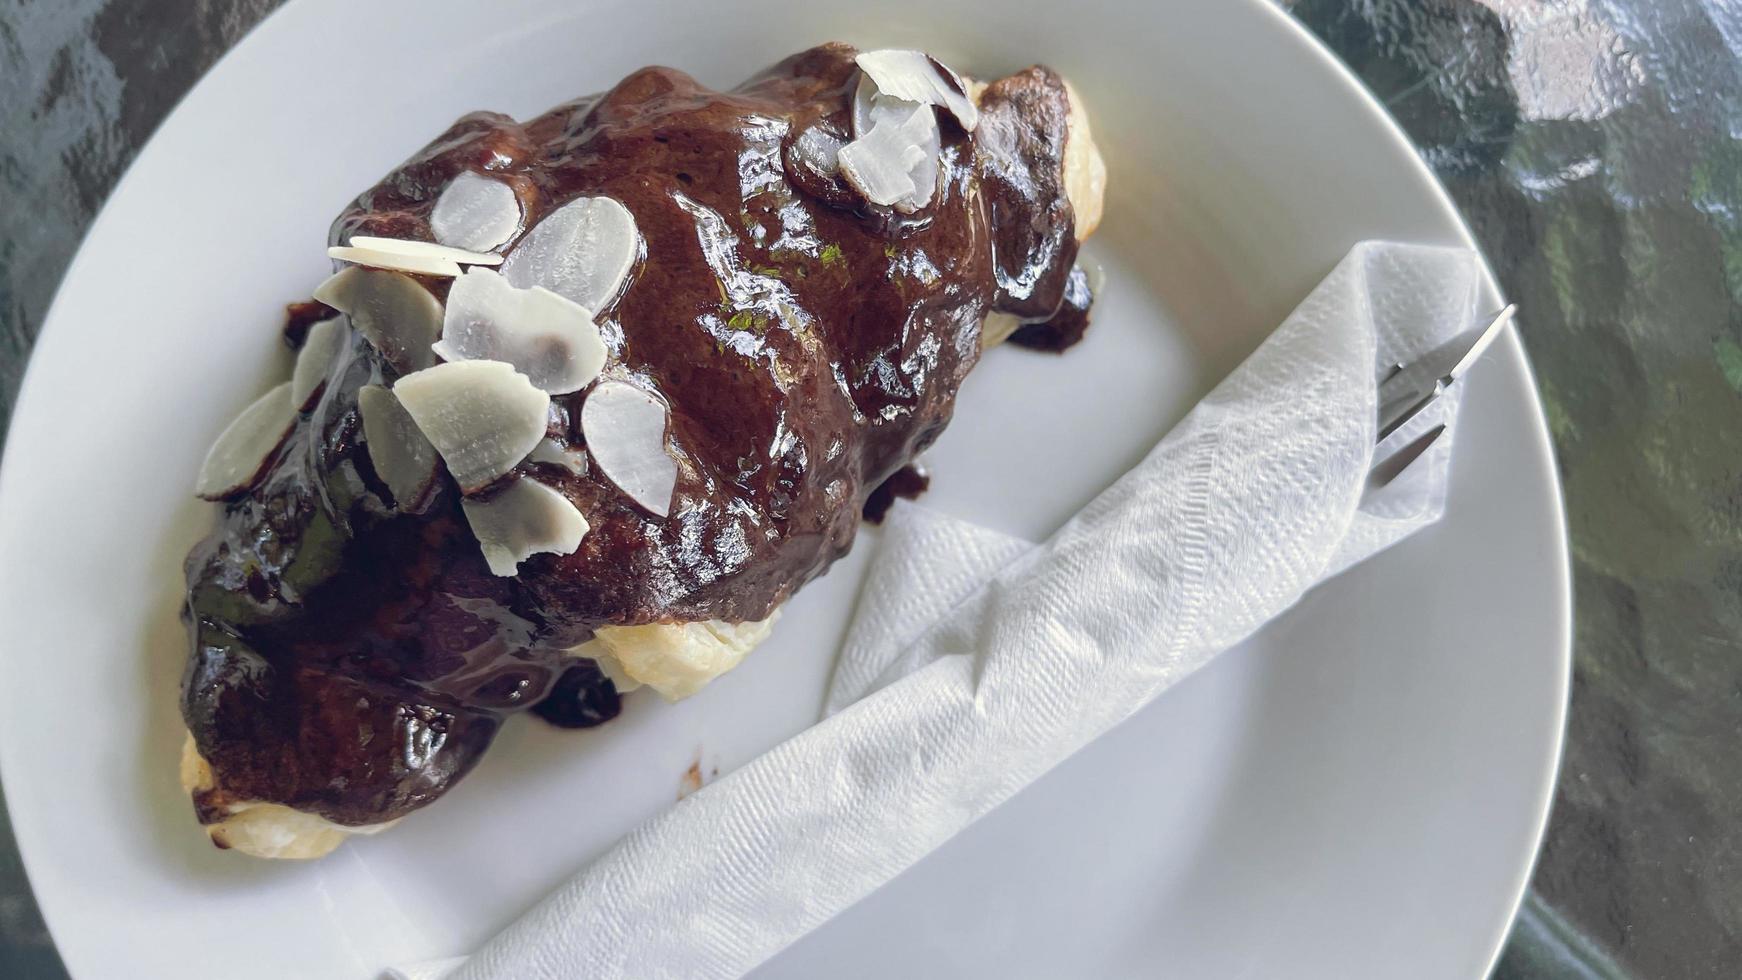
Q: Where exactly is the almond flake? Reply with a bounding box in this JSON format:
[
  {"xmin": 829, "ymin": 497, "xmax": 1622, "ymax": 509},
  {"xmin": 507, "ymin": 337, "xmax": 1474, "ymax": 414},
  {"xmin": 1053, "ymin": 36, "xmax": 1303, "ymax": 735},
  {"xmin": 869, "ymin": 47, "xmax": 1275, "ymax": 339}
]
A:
[
  {"xmin": 792, "ymin": 127, "xmax": 846, "ymax": 176},
  {"xmin": 195, "ymin": 382, "xmax": 296, "ymax": 500},
  {"xmin": 290, "ymin": 316, "xmax": 345, "ymax": 410},
  {"xmin": 838, "ymin": 98, "xmax": 938, "ymax": 211},
  {"xmin": 358, "ymin": 384, "xmax": 439, "ymax": 510},
  {"xmin": 348, "ymin": 236, "xmax": 503, "ymax": 267},
  {"xmin": 851, "ymin": 72, "xmax": 905, "ymax": 138},
  {"xmin": 580, "ymin": 381, "xmax": 677, "ymax": 518},
  {"xmin": 393, "ymin": 360, "xmax": 550, "ymax": 493},
  {"xmin": 500, "ymin": 196, "xmax": 639, "ymax": 312},
  {"xmin": 433, "ymin": 268, "xmax": 606, "ymax": 395},
  {"xmin": 855, "ymin": 49, "xmax": 979, "ymax": 131},
  {"xmin": 461, "ymin": 477, "xmax": 589, "ymax": 576},
  {"xmin": 850, "ymin": 75, "xmax": 943, "ymax": 212},
  {"xmin": 327, "ymin": 245, "xmax": 462, "ymax": 278},
  {"xmin": 431, "ymin": 172, "xmax": 523, "ymax": 253},
  {"xmin": 527, "ymin": 437, "xmax": 588, "ymax": 476},
  {"xmin": 312, "ymin": 267, "xmax": 443, "ymax": 375}
]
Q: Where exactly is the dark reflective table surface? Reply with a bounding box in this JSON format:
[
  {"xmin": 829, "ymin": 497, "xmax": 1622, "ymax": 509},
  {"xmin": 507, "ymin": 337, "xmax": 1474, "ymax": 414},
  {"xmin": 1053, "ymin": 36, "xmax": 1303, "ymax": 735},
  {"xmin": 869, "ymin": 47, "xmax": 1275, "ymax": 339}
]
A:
[{"xmin": 2, "ymin": 1, "xmax": 1738, "ymax": 976}]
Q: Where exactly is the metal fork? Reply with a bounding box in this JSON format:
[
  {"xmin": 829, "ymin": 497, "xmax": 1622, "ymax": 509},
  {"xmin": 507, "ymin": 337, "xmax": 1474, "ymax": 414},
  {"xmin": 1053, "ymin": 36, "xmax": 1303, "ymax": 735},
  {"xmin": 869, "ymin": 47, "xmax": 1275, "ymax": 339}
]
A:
[{"xmin": 1365, "ymin": 304, "xmax": 1517, "ymax": 491}]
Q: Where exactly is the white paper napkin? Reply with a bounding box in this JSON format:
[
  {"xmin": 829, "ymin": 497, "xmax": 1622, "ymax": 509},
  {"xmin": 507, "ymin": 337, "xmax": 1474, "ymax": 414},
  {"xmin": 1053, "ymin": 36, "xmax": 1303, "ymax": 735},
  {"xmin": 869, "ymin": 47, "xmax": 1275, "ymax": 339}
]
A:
[{"xmin": 387, "ymin": 240, "xmax": 1484, "ymax": 980}]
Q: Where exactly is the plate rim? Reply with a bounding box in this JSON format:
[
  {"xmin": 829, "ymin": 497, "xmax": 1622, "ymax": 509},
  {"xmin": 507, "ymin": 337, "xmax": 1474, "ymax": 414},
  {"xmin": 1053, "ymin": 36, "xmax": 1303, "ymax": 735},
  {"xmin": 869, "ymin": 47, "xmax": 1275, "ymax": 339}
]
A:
[
  {"xmin": 1248, "ymin": 3, "xmax": 1572, "ymax": 971},
  {"xmin": 0, "ymin": 0, "xmax": 1573, "ymax": 975}
]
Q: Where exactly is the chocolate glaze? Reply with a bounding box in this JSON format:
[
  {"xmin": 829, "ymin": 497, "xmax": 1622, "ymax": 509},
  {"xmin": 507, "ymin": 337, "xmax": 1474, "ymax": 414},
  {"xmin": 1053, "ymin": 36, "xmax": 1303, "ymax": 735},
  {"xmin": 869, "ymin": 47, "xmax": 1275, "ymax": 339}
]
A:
[
  {"xmin": 530, "ymin": 661, "xmax": 623, "ymax": 730},
  {"xmin": 861, "ymin": 463, "xmax": 931, "ymax": 524},
  {"xmin": 282, "ymin": 299, "xmax": 338, "ymax": 349},
  {"xmin": 182, "ymin": 44, "xmax": 1090, "ymax": 828},
  {"xmin": 974, "ymin": 67, "xmax": 1079, "ymax": 321},
  {"xmin": 1009, "ymin": 264, "xmax": 1094, "ymax": 352}
]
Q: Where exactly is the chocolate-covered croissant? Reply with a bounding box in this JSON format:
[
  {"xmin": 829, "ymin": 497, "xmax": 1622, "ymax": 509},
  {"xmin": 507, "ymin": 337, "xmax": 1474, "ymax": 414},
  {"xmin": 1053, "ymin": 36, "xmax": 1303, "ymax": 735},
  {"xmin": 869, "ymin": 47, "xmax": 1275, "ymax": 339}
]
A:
[{"xmin": 180, "ymin": 43, "xmax": 1105, "ymax": 858}]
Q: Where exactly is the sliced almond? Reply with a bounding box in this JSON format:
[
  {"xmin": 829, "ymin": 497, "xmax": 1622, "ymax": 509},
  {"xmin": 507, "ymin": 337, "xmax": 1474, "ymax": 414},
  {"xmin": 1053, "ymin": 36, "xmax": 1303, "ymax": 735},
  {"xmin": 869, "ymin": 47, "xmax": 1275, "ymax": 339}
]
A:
[
  {"xmin": 358, "ymin": 384, "xmax": 439, "ymax": 510},
  {"xmin": 195, "ymin": 382, "xmax": 296, "ymax": 500},
  {"xmin": 580, "ymin": 380, "xmax": 677, "ymax": 518},
  {"xmin": 461, "ymin": 477, "xmax": 589, "ymax": 576},
  {"xmin": 347, "ymin": 236, "xmax": 503, "ymax": 267},
  {"xmin": 792, "ymin": 126, "xmax": 846, "ymax": 176},
  {"xmin": 393, "ymin": 360, "xmax": 550, "ymax": 493},
  {"xmin": 312, "ymin": 267, "xmax": 443, "ymax": 375},
  {"xmin": 527, "ymin": 437, "xmax": 588, "ymax": 476},
  {"xmin": 431, "ymin": 172, "xmax": 522, "ymax": 253},
  {"xmin": 327, "ymin": 245, "xmax": 462, "ymax": 278},
  {"xmin": 500, "ymin": 196, "xmax": 639, "ymax": 312},
  {"xmin": 838, "ymin": 99, "xmax": 938, "ymax": 211},
  {"xmin": 902, "ymin": 129, "xmax": 941, "ymax": 212},
  {"xmin": 851, "ymin": 72, "xmax": 906, "ymax": 139},
  {"xmin": 290, "ymin": 316, "xmax": 345, "ymax": 410},
  {"xmin": 855, "ymin": 49, "xmax": 979, "ymax": 131},
  {"xmin": 433, "ymin": 268, "xmax": 606, "ymax": 395},
  {"xmin": 850, "ymin": 72, "xmax": 943, "ymax": 212}
]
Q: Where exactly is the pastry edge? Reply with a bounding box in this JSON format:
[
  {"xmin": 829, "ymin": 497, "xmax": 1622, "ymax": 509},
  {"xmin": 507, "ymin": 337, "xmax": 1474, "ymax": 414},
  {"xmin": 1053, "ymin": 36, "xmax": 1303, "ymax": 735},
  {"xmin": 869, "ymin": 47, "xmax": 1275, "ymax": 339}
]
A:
[{"xmin": 180, "ymin": 733, "xmax": 395, "ymax": 860}]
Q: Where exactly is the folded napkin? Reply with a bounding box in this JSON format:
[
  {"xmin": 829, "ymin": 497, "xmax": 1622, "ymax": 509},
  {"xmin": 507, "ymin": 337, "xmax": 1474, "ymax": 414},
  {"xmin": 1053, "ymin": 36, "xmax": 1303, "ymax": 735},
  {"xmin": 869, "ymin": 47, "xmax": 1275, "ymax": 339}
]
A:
[{"xmin": 389, "ymin": 241, "xmax": 1484, "ymax": 980}]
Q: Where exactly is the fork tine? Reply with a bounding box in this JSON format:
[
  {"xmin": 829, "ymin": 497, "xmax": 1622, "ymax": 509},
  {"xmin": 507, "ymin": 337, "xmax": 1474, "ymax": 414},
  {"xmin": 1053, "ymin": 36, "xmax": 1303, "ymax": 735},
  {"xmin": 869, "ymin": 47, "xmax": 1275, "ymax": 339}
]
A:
[
  {"xmin": 1367, "ymin": 424, "xmax": 1447, "ymax": 491},
  {"xmin": 1377, "ymin": 386, "xmax": 1441, "ymax": 443},
  {"xmin": 1372, "ymin": 303, "xmax": 1517, "ymax": 450}
]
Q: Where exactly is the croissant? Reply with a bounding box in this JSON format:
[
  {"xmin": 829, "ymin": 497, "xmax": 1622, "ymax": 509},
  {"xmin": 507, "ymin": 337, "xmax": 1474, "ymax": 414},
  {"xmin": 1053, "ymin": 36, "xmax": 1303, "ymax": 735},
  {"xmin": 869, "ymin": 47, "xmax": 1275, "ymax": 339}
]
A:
[{"xmin": 180, "ymin": 42, "xmax": 1106, "ymax": 858}]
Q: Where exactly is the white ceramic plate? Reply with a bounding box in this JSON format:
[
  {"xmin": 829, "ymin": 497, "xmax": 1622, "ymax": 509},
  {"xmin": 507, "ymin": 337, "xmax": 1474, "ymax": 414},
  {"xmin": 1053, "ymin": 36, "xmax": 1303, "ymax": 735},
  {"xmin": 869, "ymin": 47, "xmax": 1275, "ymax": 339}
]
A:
[{"xmin": 0, "ymin": 0, "xmax": 1570, "ymax": 977}]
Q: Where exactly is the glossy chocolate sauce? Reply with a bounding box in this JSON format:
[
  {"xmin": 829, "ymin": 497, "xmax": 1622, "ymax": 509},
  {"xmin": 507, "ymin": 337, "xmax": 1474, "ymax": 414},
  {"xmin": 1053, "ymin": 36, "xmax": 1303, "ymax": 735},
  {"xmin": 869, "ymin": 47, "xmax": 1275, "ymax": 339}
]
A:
[
  {"xmin": 183, "ymin": 44, "xmax": 1088, "ymax": 828},
  {"xmin": 1010, "ymin": 264, "xmax": 1094, "ymax": 352},
  {"xmin": 530, "ymin": 660, "xmax": 623, "ymax": 730},
  {"xmin": 282, "ymin": 299, "xmax": 339, "ymax": 349},
  {"xmin": 861, "ymin": 464, "xmax": 931, "ymax": 524}
]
